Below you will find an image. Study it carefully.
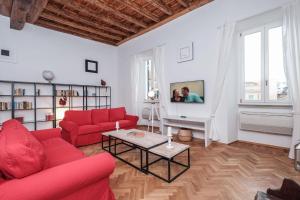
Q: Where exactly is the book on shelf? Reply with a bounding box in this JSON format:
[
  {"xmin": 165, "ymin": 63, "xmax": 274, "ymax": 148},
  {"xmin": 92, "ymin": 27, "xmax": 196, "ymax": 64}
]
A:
[
  {"xmin": 56, "ymin": 90, "xmax": 80, "ymax": 97},
  {"xmin": 14, "ymin": 101, "xmax": 33, "ymax": 109},
  {"xmin": 14, "ymin": 88, "xmax": 26, "ymax": 96},
  {"xmin": 0, "ymin": 102, "xmax": 10, "ymax": 110}
]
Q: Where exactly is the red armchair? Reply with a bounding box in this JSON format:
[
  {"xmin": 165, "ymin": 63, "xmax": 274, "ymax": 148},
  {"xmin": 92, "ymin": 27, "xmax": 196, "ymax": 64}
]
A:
[
  {"xmin": 0, "ymin": 120, "xmax": 116, "ymax": 200},
  {"xmin": 59, "ymin": 107, "xmax": 139, "ymax": 146}
]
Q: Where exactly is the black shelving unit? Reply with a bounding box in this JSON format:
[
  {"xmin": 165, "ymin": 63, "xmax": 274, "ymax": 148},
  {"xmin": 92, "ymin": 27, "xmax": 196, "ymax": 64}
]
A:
[{"xmin": 0, "ymin": 80, "xmax": 111, "ymax": 130}]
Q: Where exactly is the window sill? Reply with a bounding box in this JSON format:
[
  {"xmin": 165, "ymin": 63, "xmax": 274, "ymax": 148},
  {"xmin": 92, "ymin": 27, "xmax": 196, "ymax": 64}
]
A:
[{"xmin": 238, "ymin": 103, "xmax": 292, "ymax": 108}]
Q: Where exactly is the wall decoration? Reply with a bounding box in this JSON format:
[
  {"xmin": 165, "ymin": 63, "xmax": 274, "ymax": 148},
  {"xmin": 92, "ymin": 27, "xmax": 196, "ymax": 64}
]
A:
[
  {"xmin": 177, "ymin": 42, "xmax": 193, "ymax": 63},
  {"xmin": 85, "ymin": 59, "xmax": 98, "ymax": 73},
  {"xmin": 0, "ymin": 48, "xmax": 17, "ymax": 63},
  {"xmin": 42, "ymin": 70, "xmax": 55, "ymax": 83}
]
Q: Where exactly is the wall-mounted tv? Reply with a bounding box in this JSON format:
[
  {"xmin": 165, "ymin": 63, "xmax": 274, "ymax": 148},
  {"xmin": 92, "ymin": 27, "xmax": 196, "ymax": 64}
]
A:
[{"xmin": 170, "ymin": 80, "xmax": 204, "ymax": 103}]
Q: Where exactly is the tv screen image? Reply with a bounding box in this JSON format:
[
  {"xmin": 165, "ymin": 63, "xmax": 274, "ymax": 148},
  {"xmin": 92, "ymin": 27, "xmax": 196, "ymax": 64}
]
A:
[{"xmin": 170, "ymin": 80, "xmax": 204, "ymax": 103}]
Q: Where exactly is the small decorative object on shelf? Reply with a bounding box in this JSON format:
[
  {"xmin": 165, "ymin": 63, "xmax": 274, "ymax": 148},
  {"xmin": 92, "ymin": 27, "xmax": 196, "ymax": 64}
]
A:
[
  {"xmin": 59, "ymin": 96, "xmax": 67, "ymax": 106},
  {"xmin": 295, "ymin": 142, "xmax": 300, "ymax": 171},
  {"xmin": 101, "ymin": 79, "xmax": 106, "ymax": 86},
  {"xmin": 36, "ymin": 89, "xmax": 41, "ymax": 96},
  {"xmin": 42, "ymin": 70, "xmax": 55, "ymax": 83},
  {"xmin": 45, "ymin": 113, "xmax": 54, "ymax": 121},
  {"xmin": 166, "ymin": 127, "xmax": 174, "ymax": 149},
  {"xmin": 116, "ymin": 121, "xmax": 119, "ymax": 132},
  {"xmin": 14, "ymin": 117, "xmax": 24, "ymax": 123}
]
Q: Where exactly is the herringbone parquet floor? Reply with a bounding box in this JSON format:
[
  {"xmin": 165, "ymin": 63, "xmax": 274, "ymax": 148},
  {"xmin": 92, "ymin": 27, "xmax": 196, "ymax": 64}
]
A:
[{"xmin": 80, "ymin": 130, "xmax": 300, "ymax": 200}]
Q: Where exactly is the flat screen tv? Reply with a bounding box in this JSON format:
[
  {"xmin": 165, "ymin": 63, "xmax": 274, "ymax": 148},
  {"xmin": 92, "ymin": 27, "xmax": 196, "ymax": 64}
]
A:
[{"xmin": 170, "ymin": 80, "xmax": 204, "ymax": 103}]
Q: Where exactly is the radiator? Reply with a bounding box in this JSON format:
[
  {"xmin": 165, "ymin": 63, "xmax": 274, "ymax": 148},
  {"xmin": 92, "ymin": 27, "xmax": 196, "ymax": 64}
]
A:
[{"xmin": 239, "ymin": 111, "xmax": 293, "ymax": 136}]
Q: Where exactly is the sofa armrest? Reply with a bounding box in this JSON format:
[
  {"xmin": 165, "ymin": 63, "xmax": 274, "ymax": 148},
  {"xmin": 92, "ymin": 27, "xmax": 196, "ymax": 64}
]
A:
[
  {"xmin": 125, "ymin": 115, "xmax": 139, "ymax": 123},
  {"xmin": 59, "ymin": 120, "xmax": 78, "ymax": 132},
  {"xmin": 0, "ymin": 152, "xmax": 115, "ymax": 200},
  {"xmin": 31, "ymin": 128, "xmax": 61, "ymax": 141}
]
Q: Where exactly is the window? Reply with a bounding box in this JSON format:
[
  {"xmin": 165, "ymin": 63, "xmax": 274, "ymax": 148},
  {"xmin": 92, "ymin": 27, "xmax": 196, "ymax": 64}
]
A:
[
  {"xmin": 241, "ymin": 22, "xmax": 289, "ymax": 104},
  {"xmin": 144, "ymin": 59, "xmax": 158, "ymax": 100}
]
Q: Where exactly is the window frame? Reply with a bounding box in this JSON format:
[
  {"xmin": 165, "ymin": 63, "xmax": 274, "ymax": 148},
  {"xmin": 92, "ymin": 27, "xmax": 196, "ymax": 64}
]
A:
[
  {"xmin": 239, "ymin": 21, "xmax": 290, "ymax": 105},
  {"xmin": 143, "ymin": 57, "xmax": 158, "ymax": 101}
]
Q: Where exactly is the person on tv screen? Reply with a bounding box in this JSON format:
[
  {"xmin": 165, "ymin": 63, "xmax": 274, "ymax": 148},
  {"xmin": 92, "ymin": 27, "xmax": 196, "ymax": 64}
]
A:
[
  {"xmin": 181, "ymin": 87, "xmax": 203, "ymax": 103},
  {"xmin": 171, "ymin": 89, "xmax": 184, "ymax": 102}
]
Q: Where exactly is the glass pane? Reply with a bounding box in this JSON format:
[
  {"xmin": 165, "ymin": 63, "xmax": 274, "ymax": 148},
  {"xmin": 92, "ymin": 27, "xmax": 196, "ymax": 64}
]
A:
[
  {"xmin": 268, "ymin": 26, "xmax": 288, "ymax": 101},
  {"xmin": 244, "ymin": 32, "xmax": 262, "ymax": 101}
]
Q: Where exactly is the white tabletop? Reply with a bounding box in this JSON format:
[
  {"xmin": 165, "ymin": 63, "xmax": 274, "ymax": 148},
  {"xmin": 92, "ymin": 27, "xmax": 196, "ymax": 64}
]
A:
[{"xmin": 103, "ymin": 129, "xmax": 168, "ymax": 149}]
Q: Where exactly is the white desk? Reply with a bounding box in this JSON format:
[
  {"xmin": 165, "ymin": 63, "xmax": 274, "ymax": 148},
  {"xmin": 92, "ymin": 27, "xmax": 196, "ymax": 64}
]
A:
[{"xmin": 162, "ymin": 115, "xmax": 211, "ymax": 147}]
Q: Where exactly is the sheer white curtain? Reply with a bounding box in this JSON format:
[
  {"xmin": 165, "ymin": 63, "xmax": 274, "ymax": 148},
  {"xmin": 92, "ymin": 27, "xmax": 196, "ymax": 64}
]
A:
[
  {"xmin": 209, "ymin": 23, "xmax": 236, "ymax": 140},
  {"xmin": 282, "ymin": 0, "xmax": 300, "ymax": 159},
  {"xmin": 153, "ymin": 46, "xmax": 168, "ymax": 133},
  {"xmin": 130, "ymin": 55, "xmax": 145, "ymax": 118}
]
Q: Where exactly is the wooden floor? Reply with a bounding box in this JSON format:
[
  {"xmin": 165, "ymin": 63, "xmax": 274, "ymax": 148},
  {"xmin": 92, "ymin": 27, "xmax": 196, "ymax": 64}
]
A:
[{"xmin": 80, "ymin": 130, "xmax": 300, "ymax": 200}]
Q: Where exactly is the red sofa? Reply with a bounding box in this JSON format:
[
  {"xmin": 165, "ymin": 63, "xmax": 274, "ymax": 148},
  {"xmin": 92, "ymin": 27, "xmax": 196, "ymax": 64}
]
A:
[
  {"xmin": 59, "ymin": 107, "xmax": 139, "ymax": 147},
  {"xmin": 0, "ymin": 120, "xmax": 115, "ymax": 200}
]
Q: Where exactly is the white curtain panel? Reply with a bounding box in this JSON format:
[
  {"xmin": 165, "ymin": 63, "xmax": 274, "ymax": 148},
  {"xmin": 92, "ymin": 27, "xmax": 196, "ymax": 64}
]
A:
[
  {"xmin": 130, "ymin": 55, "xmax": 144, "ymax": 118},
  {"xmin": 153, "ymin": 46, "xmax": 168, "ymax": 133},
  {"xmin": 209, "ymin": 23, "xmax": 236, "ymax": 141},
  {"xmin": 282, "ymin": 0, "xmax": 300, "ymax": 159}
]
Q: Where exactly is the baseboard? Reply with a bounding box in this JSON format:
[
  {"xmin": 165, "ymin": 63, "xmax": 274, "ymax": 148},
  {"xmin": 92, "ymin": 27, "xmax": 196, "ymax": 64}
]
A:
[{"xmin": 231, "ymin": 140, "xmax": 290, "ymax": 150}]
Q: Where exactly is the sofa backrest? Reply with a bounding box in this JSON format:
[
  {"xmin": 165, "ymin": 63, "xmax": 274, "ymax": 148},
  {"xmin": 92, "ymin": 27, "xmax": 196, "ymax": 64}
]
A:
[
  {"xmin": 91, "ymin": 109, "xmax": 109, "ymax": 124},
  {"xmin": 0, "ymin": 121, "xmax": 46, "ymax": 179},
  {"xmin": 109, "ymin": 107, "xmax": 126, "ymax": 122},
  {"xmin": 64, "ymin": 110, "xmax": 92, "ymax": 126}
]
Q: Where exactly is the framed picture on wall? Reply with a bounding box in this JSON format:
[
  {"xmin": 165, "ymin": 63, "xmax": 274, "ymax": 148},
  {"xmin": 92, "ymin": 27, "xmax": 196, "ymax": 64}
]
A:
[
  {"xmin": 85, "ymin": 59, "xmax": 98, "ymax": 73},
  {"xmin": 177, "ymin": 42, "xmax": 194, "ymax": 63}
]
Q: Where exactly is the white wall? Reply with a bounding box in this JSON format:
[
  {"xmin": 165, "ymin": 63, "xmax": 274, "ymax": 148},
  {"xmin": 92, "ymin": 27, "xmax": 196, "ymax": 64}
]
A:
[
  {"xmin": 0, "ymin": 15, "xmax": 119, "ymax": 106},
  {"xmin": 117, "ymin": 0, "xmax": 292, "ymax": 146}
]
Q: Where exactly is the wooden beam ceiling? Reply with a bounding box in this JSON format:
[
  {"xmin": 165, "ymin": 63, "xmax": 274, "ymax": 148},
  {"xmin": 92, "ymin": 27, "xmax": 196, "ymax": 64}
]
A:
[
  {"xmin": 176, "ymin": 0, "xmax": 189, "ymax": 8},
  {"xmin": 114, "ymin": 0, "xmax": 160, "ymax": 22},
  {"xmin": 0, "ymin": 0, "xmax": 214, "ymax": 45},
  {"xmin": 27, "ymin": 0, "xmax": 49, "ymax": 23},
  {"xmin": 144, "ymin": 0, "xmax": 173, "ymax": 15},
  {"xmin": 10, "ymin": 0, "xmax": 34, "ymax": 30}
]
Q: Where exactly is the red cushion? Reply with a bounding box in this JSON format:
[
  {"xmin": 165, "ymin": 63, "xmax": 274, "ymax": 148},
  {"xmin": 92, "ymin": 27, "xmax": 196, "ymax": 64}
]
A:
[
  {"xmin": 78, "ymin": 125, "xmax": 102, "ymax": 135},
  {"xmin": 0, "ymin": 127, "xmax": 46, "ymax": 179},
  {"xmin": 2, "ymin": 119, "xmax": 28, "ymax": 131},
  {"xmin": 97, "ymin": 122, "xmax": 116, "ymax": 132},
  {"xmin": 92, "ymin": 109, "xmax": 109, "ymax": 124},
  {"xmin": 119, "ymin": 120, "xmax": 134, "ymax": 128},
  {"xmin": 41, "ymin": 138, "xmax": 84, "ymax": 168},
  {"xmin": 65, "ymin": 110, "xmax": 92, "ymax": 126},
  {"xmin": 109, "ymin": 107, "xmax": 126, "ymax": 122}
]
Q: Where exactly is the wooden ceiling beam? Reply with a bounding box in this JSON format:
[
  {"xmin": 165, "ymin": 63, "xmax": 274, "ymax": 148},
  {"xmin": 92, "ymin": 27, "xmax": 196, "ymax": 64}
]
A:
[
  {"xmin": 144, "ymin": 0, "xmax": 173, "ymax": 15},
  {"xmin": 176, "ymin": 0, "xmax": 189, "ymax": 8},
  {"xmin": 85, "ymin": 0, "xmax": 148, "ymax": 28},
  {"xmin": 54, "ymin": 0, "xmax": 138, "ymax": 33},
  {"xmin": 37, "ymin": 18, "xmax": 116, "ymax": 45},
  {"xmin": 26, "ymin": 0, "xmax": 48, "ymax": 23},
  {"xmin": 0, "ymin": 0, "xmax": 13, "ymax": 17},
  {"xmin": 45, "ymin": 3, "xmax": 129, "ymax": 37},
  {"xmin": 114, "ymin": 0, "xmax": 160, "ymax": 22},
  {"xmin": 40, "ymin": 11, "xmax": 122, "ymax": 41},
  {"xmin": 10, "ymin": 0, "xmax": 34, "ymax": 30}
]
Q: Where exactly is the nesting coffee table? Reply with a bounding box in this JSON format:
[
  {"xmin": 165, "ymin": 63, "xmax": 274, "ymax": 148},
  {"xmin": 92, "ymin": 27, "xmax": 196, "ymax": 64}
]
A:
[{"xmin": 102, "ymin": 129, "xmax": 190, "ymax": 183}]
